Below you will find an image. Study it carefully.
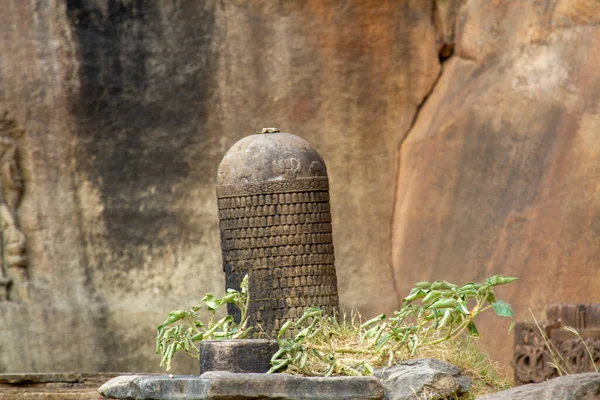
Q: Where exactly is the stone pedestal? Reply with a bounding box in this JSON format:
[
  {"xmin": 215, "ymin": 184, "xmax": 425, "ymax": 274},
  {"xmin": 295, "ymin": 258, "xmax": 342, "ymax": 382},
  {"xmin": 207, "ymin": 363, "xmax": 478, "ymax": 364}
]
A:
[
  {"xmin": 98, "ymin": 372, "xmax": 384, "ymax": 400},
  {"xmin": 199, "ymin": 339, "xmax": 279, "ymax": 374}
]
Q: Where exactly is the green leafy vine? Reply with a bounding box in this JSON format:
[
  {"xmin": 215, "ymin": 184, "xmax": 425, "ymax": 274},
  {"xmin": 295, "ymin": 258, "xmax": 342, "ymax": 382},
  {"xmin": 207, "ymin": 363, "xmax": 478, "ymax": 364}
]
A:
[
  {"xmin": 155, "ymin": 275, "xmax": 251, "ymax": 370},
  {"xmin": 156, "ymin": 275, "xmax": 517, "ymax": 376}
]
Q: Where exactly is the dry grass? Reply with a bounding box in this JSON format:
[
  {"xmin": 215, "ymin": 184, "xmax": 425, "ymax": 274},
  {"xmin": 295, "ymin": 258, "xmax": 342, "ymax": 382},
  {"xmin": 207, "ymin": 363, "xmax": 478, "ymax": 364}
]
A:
[
  {"xmin": 529, "ymin": 310, "xmax": 599, "ymax": 377},
  {"xmin": 280, "ymin": 310, "xmax": 512, "ymax": 399},
  {"xmin": 414, "ymin": 336, "xmax": 512, "ymax": 399}
]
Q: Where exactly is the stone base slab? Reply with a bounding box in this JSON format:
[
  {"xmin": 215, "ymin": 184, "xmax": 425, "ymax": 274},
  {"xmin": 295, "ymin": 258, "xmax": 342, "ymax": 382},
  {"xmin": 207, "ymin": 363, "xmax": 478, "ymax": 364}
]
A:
[
  {"xmin": 98, "ymin": 371, "xmax": 384, "ymax": 400},
  {"xmin": 0, "ymin": 373, "xmax": 124, "ymax": 400}
]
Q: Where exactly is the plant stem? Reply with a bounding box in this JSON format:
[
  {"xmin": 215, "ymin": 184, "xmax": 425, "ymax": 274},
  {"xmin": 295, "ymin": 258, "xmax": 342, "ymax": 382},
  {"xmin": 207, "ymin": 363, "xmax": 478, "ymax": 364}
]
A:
[{"xmin": 307, "ymin": 344, "xmax": 377, "ymax": 355}]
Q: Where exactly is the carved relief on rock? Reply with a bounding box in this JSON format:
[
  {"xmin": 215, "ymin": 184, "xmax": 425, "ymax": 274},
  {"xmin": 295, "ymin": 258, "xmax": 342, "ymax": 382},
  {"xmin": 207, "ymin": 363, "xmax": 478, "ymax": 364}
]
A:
[
  {"xmin": 308, "ymin": 161, "xmax": 326, "ymax": 177},
  {"xmin": 512, "ymin": 322, "xmax": 557, "ymax": 384},
  {"xmin": 513, "ymin": 304, "xmax": 600, "ymax": 385},
  {"xmin": 272, "ymin": 158, "xmax": 301, "ymax": 179},
  {"xmin": 0, "ymin": 111, "xmax": 27, "ymax": 301}
]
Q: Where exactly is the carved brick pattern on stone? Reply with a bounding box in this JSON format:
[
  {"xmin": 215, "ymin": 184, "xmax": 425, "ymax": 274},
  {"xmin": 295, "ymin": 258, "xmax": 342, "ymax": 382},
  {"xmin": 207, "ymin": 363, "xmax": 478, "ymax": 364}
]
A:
[
  {"xmin": 220, "ymin": 190, "xmax": 338, "ymax": 337},
  {"xmin": 217, "ymin": 178, "xmax": 329, "ymax": 197}
]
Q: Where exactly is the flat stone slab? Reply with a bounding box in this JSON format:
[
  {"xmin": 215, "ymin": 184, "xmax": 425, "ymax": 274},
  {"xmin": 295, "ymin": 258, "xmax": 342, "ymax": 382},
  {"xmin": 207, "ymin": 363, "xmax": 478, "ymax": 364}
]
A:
[
  {"xmin": 375, "ymin": 358, "xmax": 471, "ymax": 400},
  {"xmin": 477, "ymin": 372, "xmax": 600, "ymax": 400},
  {"xmin": 0, "ymin": 372, "xmax": 125, "ymax": 400},
  {"xmin": 99, "ymin": 371, "xmax": 384, "ymax": 400}
]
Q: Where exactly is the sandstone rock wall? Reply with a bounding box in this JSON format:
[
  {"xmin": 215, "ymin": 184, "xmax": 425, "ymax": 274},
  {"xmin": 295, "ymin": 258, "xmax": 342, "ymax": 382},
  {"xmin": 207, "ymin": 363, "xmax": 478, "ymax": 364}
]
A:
[
  {"xmin": 392, "ymin": 0, "xmax": 600, "ymax": 368},
  {"xmin": 0, "ymin": 0, "xmax": 438, "ymax": 373},
  {"xmin": 0, "ymin": 0, "xmax": 597, "ymax": 374}
]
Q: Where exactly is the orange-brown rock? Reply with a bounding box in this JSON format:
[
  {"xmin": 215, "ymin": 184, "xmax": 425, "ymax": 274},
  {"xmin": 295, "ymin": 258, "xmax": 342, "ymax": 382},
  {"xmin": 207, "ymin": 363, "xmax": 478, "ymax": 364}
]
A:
[
  {"xmin": 1, "ymin": 0, "xmax": 597, "ymax": 376},
  {"xmin": 0, "ymin": 1, "xmax": 438, "ymax": 373},
  {"xmin": 392, "ymin": 0, "xmax": 600, "ymax": 369}
]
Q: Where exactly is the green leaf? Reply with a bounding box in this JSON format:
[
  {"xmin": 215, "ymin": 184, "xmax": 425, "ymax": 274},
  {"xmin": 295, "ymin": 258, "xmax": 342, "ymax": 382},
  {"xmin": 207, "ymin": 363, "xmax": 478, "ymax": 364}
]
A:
[
  {"xmin": 403, "ymin": 289, "xmax": 426, "ymax": 302},
  {"xmin": 278, "ymin": 321, "xmax": 295, "ymax": 339},
  {"xmin": 360, "ymin": 314, "xmax": 386, "ymax": 329},
  {"xmin": 162, "ymin": 310, "xmax": 187, "ymax": 325},
  {"xmin": 477, "ymin": 285, "xmax": 490, "ymax": 295},
  {"xmin": 375, "ymin": 333, "xmax": 392, "ymax": 352},
  {"xmin": 438, "ymin": 309, "xmax": 452, "ymax": 328},
  {"xmin": 268, "ymin": 359, "xmax": 290, "ymax": 373},
  {"xmin": 296, "ymin": 307, "xmax": 323, "ymax": 325},
  {"xmin": 431, "ymin": 281, "xmax": 457, "ymax": 290},
  {"xmin": 459, "ymin": 282, "xmax": 479, "ymax": 290},
  {"xmin": 430, "ymin": 298, "xmax": 458, "ymax": 309},
  {"xmin": 340, "ymin": 364, "xmax": 361, "ymax": 376},
  {"xmin": 457, "ymin": 303, "xmax": 470, "ymax": 315},
  {"xmin": 485, "ymin": 291, "xmax": 496, "ymax": 304},
  {"xmin": 361, "ymin": 325, "xmax": 380, "ymax": 342},
  {"xmin": 508, "ymin": 319, "xmax": 516, "ymax": 334},
  {"xmin": 362, "ymin": 361, "xmax": 374, "ymax": 376},
  {"xmin": 202, "ymin": 294, "xmax": 219, "ymax": 311},
  {"xmin": 483, "ymin": 275, "xmax": 518, "ymax": 287},
  {"xmin": 425, "ymin": 309, "xmax": 442, "ymax": 321},
  {"xmin": 467, "ymin": 321, "xmax": 480, "ymax": 337},
  {"xmin": 492, "ymin": 300, "xmax": 514, "ymax": 319},
  {"xmin": 458, "ymin": 287, "xmax": 477, "ymax": 297},
  {"xmin": 220, "ymin": 292, "xmax": 239, "ymax": 304},
  {"xmin": 422, "ymin": 290, "xmax": 442, "ymax": 304},
  {"xmin": 240, "ymin": 274, "xmax": 249, "ymax": 293},
  {"xmin": 156, "ymin": 325, "xmax": 166, "ymax": 337},
  {"xmin": 414, "ymin": 281, "xmax": 431, "ymax": 289},
  {"xmin": 299, "ymin": 349, "xmax": 308, "ymax": 368},
  {"xmin": 295, "ymin": 326, "xmax": 311, "ymax": 340}
]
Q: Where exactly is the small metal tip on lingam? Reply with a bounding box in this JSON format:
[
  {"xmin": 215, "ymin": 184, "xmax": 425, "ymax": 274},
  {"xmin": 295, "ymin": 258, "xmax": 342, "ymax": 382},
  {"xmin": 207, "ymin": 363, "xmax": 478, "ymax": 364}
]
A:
[{"xmin": 258, "ymin": 127, "xmax": 280, "ymax": 134}]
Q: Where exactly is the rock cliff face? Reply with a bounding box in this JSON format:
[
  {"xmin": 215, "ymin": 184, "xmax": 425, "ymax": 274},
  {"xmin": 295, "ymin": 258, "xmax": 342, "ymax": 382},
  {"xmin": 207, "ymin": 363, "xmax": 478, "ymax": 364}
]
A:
[
  {"xmin": 0, "ymin": 0, "xmax": 597, "ymax": 374},
  {"xmin": 0, "ymin": 0, "xmax": 437, "ymax": 373},
  {"xmin": 392, "ymin": 0, "xmax": 600, "ymax": 368}
]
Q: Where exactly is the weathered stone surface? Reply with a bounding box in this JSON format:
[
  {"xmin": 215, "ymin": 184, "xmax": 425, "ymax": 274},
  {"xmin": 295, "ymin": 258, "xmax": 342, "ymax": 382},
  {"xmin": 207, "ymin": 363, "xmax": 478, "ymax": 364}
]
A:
[
  {"xmin": 98, "ymin": 372, "xmax": 385, "ymax": 400},
  {"xmin": 0, "ymin": 0, "xmax": 438, "ymax": 373},
  {"xmin": 199, "ymin": 339, "xmax": 279, "ymax": 374},
  {"xmin": 0, "ymin": 372, "xmax": 122, "ymax": 399},
  {"xmin": 514, "ymin": 304, "xmax": 600, "ymax": 385},
  {"xmin": 375, "ymin": 358, "xmax": 471, "ymax": 400},
  {"xmin": 205, "ymin": 372, "xmax": 384, "ymax": 400},
  {"xmin": 217, "ymin": 132, "xmax": 339, "ymax": 337},
  {"xmin": 3, "ymin": 0, "xmax": 597, "ymax": 377},
  {"xmin": 391, "ymin": 0, "xmax": 600, "ymax": 369},
  {"xmin": 477, "ymin": 373, "xmax": 600, "ymax": 400},
  {"xmin": 99, "ymin": 375, "xmax": 210, "ymax": 400}
]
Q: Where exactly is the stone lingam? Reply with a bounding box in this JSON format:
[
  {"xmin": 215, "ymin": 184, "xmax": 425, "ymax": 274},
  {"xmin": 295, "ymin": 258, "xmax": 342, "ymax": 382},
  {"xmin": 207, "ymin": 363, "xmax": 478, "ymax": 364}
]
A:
[
  {"xmin": 202, "ymin": 128, "xmax": 342, "ymax": 374},
  {"xmin": 98, "ymin": 130, "xmax": 384, "ymax": 400},
  {"xmin": 216, "ymin": 128, "xmax": 339, "ymax": 337}
]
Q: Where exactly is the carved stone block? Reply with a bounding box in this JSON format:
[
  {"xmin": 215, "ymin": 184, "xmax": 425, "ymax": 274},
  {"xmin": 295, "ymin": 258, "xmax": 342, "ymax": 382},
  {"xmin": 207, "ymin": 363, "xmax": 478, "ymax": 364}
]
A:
[
  {"xmin": 513, "ymin": 304, "xmax": 600, "ymax": 385},
  {"xmin": 199, "ymin": 339, "xmax": 279, "ymax": 374},
  {"xmin": 216, "ymin": 130, "xmax": 339, "ymax": 338}
]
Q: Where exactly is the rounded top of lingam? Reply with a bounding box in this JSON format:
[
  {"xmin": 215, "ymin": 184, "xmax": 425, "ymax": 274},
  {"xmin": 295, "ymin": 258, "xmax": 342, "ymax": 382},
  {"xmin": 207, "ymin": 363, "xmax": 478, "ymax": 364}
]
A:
[{"xmin": 217, "ymin": 131, "xmax": 328, "ymax": 187}]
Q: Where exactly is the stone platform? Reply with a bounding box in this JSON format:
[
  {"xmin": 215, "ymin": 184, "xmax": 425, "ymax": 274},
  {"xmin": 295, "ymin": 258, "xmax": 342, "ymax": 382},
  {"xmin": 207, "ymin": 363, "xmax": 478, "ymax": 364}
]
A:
[
  {"xmin": 99, "ymin": 371, "xmax": 384, "ymax": 400},
  {"xmin": 0, "ymin": 373, "xmax": 124, "ymax": 399}
]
